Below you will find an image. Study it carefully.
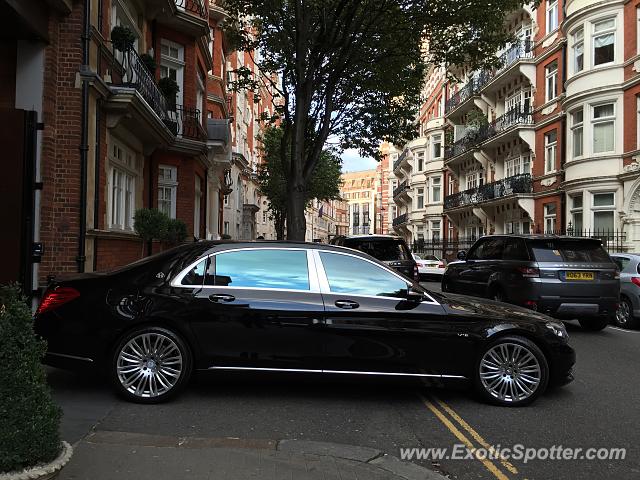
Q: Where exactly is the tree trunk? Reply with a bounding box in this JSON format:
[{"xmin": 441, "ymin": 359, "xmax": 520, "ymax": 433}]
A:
[{"xmin": 286, "ymin": 179, "xmax": 307, "ymax": 240}]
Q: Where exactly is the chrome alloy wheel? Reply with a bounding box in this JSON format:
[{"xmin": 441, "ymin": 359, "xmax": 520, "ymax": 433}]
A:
[
  {"xmin": 479, "ymin": 342, "xmax": 542, "ymax": 403},
  {"xmin": 116, "ymin": 332, "xmax": 183, "ymax": 398},
  {"xmin": 616, "ymin": 301, "xmax": 631, "ymax": 326}
]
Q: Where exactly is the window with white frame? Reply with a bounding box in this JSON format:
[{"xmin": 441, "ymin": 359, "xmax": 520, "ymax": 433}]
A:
[
  {"xmin": 416, "ymin": 188, "xmax": 425, "ymax": 209},
  {"xmin": 572, "ymin": 27, "xmax": 584, "ymax": 73},
  {"xmin": 158, "ymin": 165, "xmax": 177, "ymax": 218},
  {"xmin": 546, "ymin": 1, "xmax": 558, "ymax": 34},
  {"xmin": 160, "ymin": 39, "xmax": 185, "ymax": 109},
  {"xmin": 592, "ymin": 103, "xmax": 615, "ymax": 153},
  {"xmin": 431, "ymin": 176, "xmax": 441, "ymax": 202},
  {"xmin": 544, "ymin": 131, "xmax": 557, "ymax": 173},
  {"xmin": 570, "ymin": 194, "xmax": 583, "ymax": 233},
  {"xmin": 592, "ymin": 192, "xmax": 615, "ymax": 233},
  {"xmin": 545, "ymin": 61, "xmax": 558, "ymax": 103},
  {"xmin": 593, "ymin": 18, "xmax": 615, "ymax": 66},
  {"xmin": 505, "ymin": 154, "xmax": 531, "ymax": 177},
  {"xmin": 544, "ymin": 203, "xmax": 557, "ymax": 233},
  {"xmin": 571, "ymin": 109, "xmax": 584, "ymax": 158},
  {"xmin": 431, "ymin": 220, "xmax": 441, "ymax": 241},
  {"xmin": 108, "ymin": 140, "xmax": 138, "ymax": 231},
  {"xmin": 194, "ymin": 176, "xmax": 202, "ymax": 239},
  {"xmin": 432, "ymin": 134, "xmax": 442, "ymax": 159}
]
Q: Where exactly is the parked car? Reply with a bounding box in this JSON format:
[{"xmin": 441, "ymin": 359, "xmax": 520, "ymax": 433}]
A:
[
  {"xmin": 330, "ymin": 235, "xmax": 419, "ymax": 281},
  {"xmin": 610, "ymin": 253, "xmax": 640, "ymax": 329},
  {"xmin": 413, "ymin": 253, "xmax": 446, "ymax": 280},
  {"xmin": 442, "ymin": 235, "xmax": 620, "ymax": 331},
  {"xmin": 35, "ymin": 241, "xmax": 574, "ymax": 407}
]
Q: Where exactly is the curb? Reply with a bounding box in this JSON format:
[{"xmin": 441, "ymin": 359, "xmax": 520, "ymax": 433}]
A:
[{"xmin": 84, "ymin": 431, "xmax": 448, "ymax": 480}]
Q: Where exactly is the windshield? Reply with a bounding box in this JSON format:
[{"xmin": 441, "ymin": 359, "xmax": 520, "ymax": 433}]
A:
[
  {"xmin": 530, "ymin": 239, "xmax": 611, "ymax": 263},
  {"xmin": 344, "ymin": 239, "xmax": 410, "ymax": 261}
]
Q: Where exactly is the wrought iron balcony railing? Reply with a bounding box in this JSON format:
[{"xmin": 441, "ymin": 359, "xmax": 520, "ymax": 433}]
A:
[
  {"xmin": 393, "ymin": 180, "xmax": 409, "ymax": 199},
  {"xmin": 444, "ymin": 173, "xmax": 532, "ymax": 209},
  {"xmin": 107, "ymin": 46, "xmax": 169, "ymax": 121},
  {"xmin": 392, "ymin": 213, "xmax": 408, "ymax": 227},
  {"xmin": 176, "ymin": 0, "xmax": 208, "ymax": 20},
  {"xmin": 444, "ymin": 107, "xmax": 534, "ymax": 160}
]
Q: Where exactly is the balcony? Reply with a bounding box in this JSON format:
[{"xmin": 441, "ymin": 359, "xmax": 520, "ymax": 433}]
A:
[
  {"xmin": 444, "ymin": 173, "xmax": 533, "ymax": 210},
  {"xmin": 392, "ymin": 213, "xmax": 408, "ymax": 227},
  {"xmin": 393, "ymin": 180, "xmax": 410, "ymax": 200},
  {"xmin": 444, "ymin": 107, "xmax": 534, "ymax": 162}
]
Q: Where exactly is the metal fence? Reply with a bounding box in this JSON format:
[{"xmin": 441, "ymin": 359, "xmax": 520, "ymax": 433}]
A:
[{"xmin": 412, "ymin": 230, "xmax": 628, "ymax": 263}]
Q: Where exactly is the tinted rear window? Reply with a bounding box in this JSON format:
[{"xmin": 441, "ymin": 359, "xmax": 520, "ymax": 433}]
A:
[
  {"xmin": 344, "ymin": 239, "xmax": 410, "ymax": 261},
  {"xmin": 530, "ymin": 240, "xmax": 611, "ymax": 263}
]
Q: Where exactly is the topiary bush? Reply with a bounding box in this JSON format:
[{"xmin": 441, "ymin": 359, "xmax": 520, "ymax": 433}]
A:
[{"xmin": 0, "ymin": 284, "xmax": 62, "ymax": 473}]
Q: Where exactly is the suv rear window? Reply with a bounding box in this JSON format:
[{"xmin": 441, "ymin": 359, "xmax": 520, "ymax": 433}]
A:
[
  {"xmin": 343, "ymin": 239, "xmax": 410, "ymax": 261},
  {"xmin": 530, "ymin": 239, "xmax": 611, "ymax": 263}
]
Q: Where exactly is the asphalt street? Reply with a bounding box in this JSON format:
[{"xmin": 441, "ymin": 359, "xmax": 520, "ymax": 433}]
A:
[{"xmin": 47, "ymin": 281, "xmax": 640, "ymax": 480}]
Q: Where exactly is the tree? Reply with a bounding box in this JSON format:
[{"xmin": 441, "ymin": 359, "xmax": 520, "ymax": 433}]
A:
[
  {"xmin": 258, "ymin": 126, "xmax": 342, "ymax": 239},
  {"xmin": 223, "ymin": 0, "xmax": 534, "ymax": 239}
]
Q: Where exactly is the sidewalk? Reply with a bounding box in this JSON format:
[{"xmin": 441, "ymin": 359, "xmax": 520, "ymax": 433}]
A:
[{"xmin": 57, "ymin": 430, "xmax": 448, "ymax": 480}]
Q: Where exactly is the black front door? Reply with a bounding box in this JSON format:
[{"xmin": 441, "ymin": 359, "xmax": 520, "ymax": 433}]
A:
[
  {"xmin": 182, "ymin": 248, "xmax": 325, "ymax": 370},
  {"xmin": 317, "ymin": 251, "xmax": 452, "ymax": 375}
]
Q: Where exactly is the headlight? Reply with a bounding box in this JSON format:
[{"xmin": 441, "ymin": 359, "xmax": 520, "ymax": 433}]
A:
[{"xmin": 546, "ymin": 321, "xmax": 568, "ymax": 339}]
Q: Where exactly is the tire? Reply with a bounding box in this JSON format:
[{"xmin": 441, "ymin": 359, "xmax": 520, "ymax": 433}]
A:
[
  {"xmin": 578, "ymin": 316, "xmax": 609, "ymax": 331},
  {"xmin": 614, "ymin": 297, "xmax": 640, "ymax": 329},
  {"xmin": 474, "ymin": 335, "xmax": 549, "ymax": 407},
  {"xmin": 111, "ymin": 326, "xmax": 193, "ymax": 404}
]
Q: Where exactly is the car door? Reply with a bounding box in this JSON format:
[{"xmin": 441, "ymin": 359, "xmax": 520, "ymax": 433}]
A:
[
  {"xmin": 176, "ymin": 248, "xmax": 325, "ymax": 371},
  {"xmin": 314, "ymin": 250, "xmax": 458, "ymax": 376}
]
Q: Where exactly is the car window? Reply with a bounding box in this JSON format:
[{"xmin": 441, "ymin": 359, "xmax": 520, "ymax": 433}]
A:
[
  {"xmin": 212, "ymin": 249, "xmax": 310, "ymax": 290},
  {"xmin": 181, "ymin": 258, "xmax": 207, "ymax": 286},
  {"xmin": 319, "ymin": 252, "xmax": 408, "ymax": 298},
  {"xmin": 344, "ymin": 239, "xmax": 410, "ymax": 261},
  {"xmin": 530, "ymin": 240, "xmax": 611, "ymax": 263},
  {"xmin": 611, "ymin": 256, "xmax": 630, "ymax": 272},
  {"xmin": 503, "ymin": 238, "xmax": 529, "ymax": 261}
]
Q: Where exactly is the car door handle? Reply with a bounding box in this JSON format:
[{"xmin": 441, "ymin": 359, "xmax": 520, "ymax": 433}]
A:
[
  {"xmin": 335, "ymin": 300, "xmax": 359, "ymax": 310},
  {"xmin": 209, "ymin": 293, "xmax": 236, "ymax": 303}
]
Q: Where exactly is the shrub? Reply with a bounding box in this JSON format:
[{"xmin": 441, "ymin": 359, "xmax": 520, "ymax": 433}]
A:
[
  {"xmin": 0, "ymin": 284, "xmax": 61, "ymax": 473},
  {"xmin": 134, "ymin": 208, "xmax": 168, "ymax": 257},
  {"xmin": 162, "ymin": 218, "xmax": 188, "ymax": 245},
  {"xmin": 110, "ymin": 26, "xmax": 136, "ymax": 52}
]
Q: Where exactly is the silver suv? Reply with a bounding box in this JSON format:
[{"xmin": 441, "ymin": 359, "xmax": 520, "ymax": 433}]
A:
[{"xmin": 442, "ymin": 235, "xmax": 620, "ymax": 331}]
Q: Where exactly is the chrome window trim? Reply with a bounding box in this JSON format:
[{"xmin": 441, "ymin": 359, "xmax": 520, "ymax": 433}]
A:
[
  {"xmin": 206, "ymin": 365, "xmax": 465, "ymax": 379},
  {"xmin": 312, "ymin": 249, "xmax": 440, "ymax": 306},
  {"xmin": 170, "ymin": 247, "xmax": 319, "ymax": 293}
]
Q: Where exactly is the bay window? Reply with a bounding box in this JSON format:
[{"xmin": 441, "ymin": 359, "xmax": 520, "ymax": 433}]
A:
[
  {"xmin": 592, "ymin": 103, "xmax": 615, "ymax": 153},
  {"xmin": 593, "ymin": 18, "xmax": 615, "ymax": 66}
]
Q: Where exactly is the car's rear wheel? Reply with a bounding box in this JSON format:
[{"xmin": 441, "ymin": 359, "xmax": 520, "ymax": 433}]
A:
[
  {"xmin": 111, "ymin": 326, "xmax": 192, "ymax": 403},
  {"xmin": 614, "ymin": 297, "xmax": 639, "ymax": 329},
  {"xmin": 578, "ymin": 317, "xmax": 609, "ymax": 331},
  {"xmin": 474, "ymin": 336, "xmax": 548, "ymax": 407}
]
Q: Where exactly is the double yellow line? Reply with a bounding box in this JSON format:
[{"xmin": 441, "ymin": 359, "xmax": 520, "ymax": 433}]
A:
[{"xmin": 419, "ymin": 393, "xmax": 519, "ymax": 480}]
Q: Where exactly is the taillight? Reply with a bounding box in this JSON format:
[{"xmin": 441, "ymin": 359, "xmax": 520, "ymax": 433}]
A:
[
  {"xmin": 517, "ymin": 266, "xmax": 540, "ymax": 278},
  {"xmin": 36, "ymin": 287, "xmax": 80, "ymax": 315},
  {"xmin": 631, "ymin": 277, "xmax": 640, "ymax": 287}
]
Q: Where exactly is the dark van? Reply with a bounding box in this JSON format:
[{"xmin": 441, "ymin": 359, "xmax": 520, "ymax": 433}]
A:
[{"xmin": 442, "ymin": 235, "xmax": 620, "ymax": 331}]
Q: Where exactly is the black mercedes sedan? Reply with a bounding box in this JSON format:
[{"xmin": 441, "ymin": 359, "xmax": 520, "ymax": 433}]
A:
[{"xmin": 34, "ymin": 241, "xmax": 575, "ymax": 407}]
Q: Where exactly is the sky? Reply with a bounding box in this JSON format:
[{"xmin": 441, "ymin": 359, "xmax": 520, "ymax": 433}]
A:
[{"xmin": 340, "ymin": 148, "xmax": 377, "ymax": 172}]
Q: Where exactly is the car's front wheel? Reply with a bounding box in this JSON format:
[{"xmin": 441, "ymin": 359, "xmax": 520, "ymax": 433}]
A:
[
  {"xmin": 474, "ymin": 336, "xmax": 548, "ymax": 407},
  {"xmin": 578, "ymin": 317, "xmax": 609, "ymax": 331},
  {"xmin": 111, "ymin": 326, "xmax": 193, "ymax": 403}
]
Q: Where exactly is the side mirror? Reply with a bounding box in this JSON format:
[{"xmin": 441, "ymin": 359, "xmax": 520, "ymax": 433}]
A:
[{"xmin": 457, "ymin": 250, "xmax": 467, "ymax": 261}]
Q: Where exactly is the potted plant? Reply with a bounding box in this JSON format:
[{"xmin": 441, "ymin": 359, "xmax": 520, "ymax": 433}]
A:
[
  {"xmin": 110, "ymin": 25, "xmax": 136, "ymax": 53},
  {"xmin": 139, "ymin": 53, "xmax": 156, "ymax": 75},
  {"xmin": 0, "ymin": 284, "xmax": 72, "ymax": 479},
  {"xmin": 162, "ymin": 218, "xmax": 188, "ymax": 246},
  {"xmin": 134, "ymin": 208, "xmax": 168, "ymax": 258}
]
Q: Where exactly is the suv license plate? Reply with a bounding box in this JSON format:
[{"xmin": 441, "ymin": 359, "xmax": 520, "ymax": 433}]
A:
[{"xmin": 566, "ymin": 271, "xmax": 595, "ymax": 281}]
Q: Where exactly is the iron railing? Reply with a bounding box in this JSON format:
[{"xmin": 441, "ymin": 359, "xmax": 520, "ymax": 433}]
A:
[
  {"xmin": 175, "ymin": 0, "xmax": 208, "ymax": 20},
  {"xmin": 444, "ymin": 107, "xmax": 533, "ymax": 160},
  {"xmin": 164, "ymin": 104, "xmax": 207, "ymax": 141},
  {"xmin": 393, "ymin": 180, "xmax": 409, "ymax": 199},
  {"xmin": 444, "ymin": 173, "xmax": 532, "ymax": 209},
  {"xmin": 107, "ymin": 46, "xmax": 169, "ymax": 121},
  {"xmin": 392, "ymin": 213, "xmax": 408, "ymax": 227}
]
